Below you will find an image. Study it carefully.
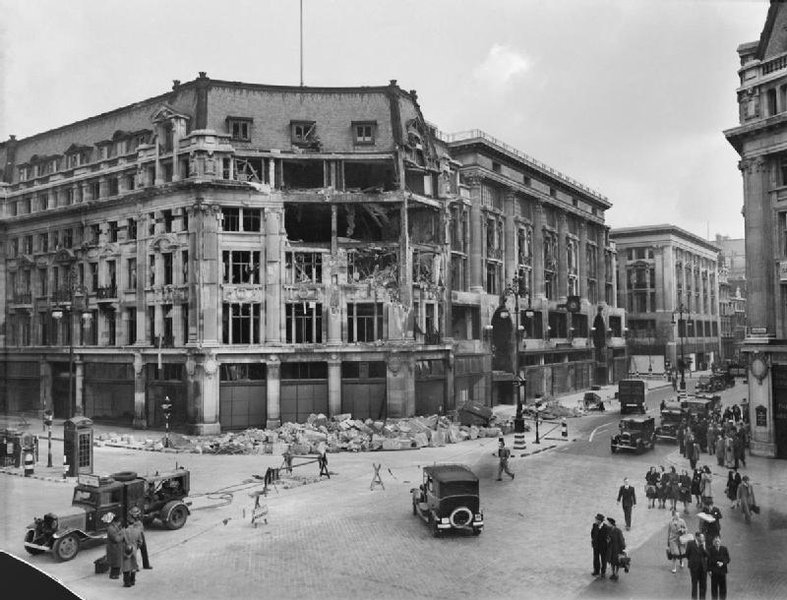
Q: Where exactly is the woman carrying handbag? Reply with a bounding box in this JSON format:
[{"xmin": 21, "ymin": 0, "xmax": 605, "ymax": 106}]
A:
[{"xmin": 666, "ymin": 509, "xmax": 688, "ymax": 573}]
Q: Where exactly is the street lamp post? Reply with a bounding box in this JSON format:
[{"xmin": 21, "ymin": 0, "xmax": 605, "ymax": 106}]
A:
[
  {"xmin": 162, "ymin": 396, "xmax": 173, "ymax": 448},
  {"xmin": 506, "ymin": 270, "xmax": 532, "ymax": 435},
  {"xmin": 44, "ymin": 409, "xmax": 53, "ymax": 468},
  {"xmin": 51, "ymin": 264, "xmax": 91, "ymax": 418},
  {"xmin": 672, "ymin": 300, "xmax": 689, "ymax": 392}
]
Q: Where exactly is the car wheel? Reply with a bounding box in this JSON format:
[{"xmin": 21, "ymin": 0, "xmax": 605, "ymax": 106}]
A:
[
  {"xmin": 163, "ymin": 502, "xmax": 188, "ymax": 530},
  {"xmin": 472, "ymin": 528, "xmax": 482, "ymax": 536},
  {"xmin": 53, "ymin": 534, "xmax": 80, "ymax": 562}
]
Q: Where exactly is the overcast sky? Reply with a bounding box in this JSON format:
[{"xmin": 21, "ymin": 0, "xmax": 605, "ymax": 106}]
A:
[{"xmin": 0, "ymin": 0, "xmax": 771, "ymax": 240}]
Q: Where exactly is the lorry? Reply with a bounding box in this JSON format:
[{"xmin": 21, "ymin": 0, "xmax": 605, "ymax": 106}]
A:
[
  {"xmin": 618, "ymin": 378, "xmax": 647, "ymax": 415},
  {"xmin": 411, "ymin": 464, "xmax": 484, "ymax": 537},
  {"xmin": 24, "ymin": 468, "xmax": 191, "ymax": 562}
]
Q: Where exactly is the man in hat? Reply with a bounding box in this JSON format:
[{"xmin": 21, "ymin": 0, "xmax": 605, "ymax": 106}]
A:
[
  {"xmin": 606, "ymin": 517, "xmax": 626, "ymax": 581},
  {"xmin": 495, "ymin": 438, "xmax": 514, "ymax": 481},
  {"xmin": 127, "ymin": 504, "xmax": 152, "ymax": 570},
  {"xmin": 591, "ymin": 513, "xmax": 609, "ymax": 578},
  {"xmin": 616, "ymin": 477, "xmax": 637, "ymax": 530},
  {"xmin": 104, "ymin": 511, "xmax": 124, "ymax": 580},
  {"xmin": 121, "ymin": 506, "xmax": 144, "ymax": 587}
]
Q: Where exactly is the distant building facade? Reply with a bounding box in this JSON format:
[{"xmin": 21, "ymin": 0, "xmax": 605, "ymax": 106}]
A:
[
  {"xmin": 0, "ymin": 74, "xmax": 623, "ymax": 434},
  {"xmin": 725, "ymin": 0, "xmax": 787, "ymax": 458},
  {"xmin": 611, "ymin": 225, "xmax": 721, "ymax": 379}
]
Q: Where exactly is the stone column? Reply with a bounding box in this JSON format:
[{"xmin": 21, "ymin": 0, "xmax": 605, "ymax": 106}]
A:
[
  {"xmin": 74, "ymin": 358, "xmax": 85, "ymax": 417},
  {"xmin": 172, "ymin": 120, "xmax": 182, "ymax": 182},
  {"xmin": 264, "ymin": 208, "xmax": 283, "ymax": 343},
  {"xmin": 199, "ymin": 205, "xmax": 222, "ymax": 345},
  {"xmin": 468, "ymin": 178, "xmax": 484, "ymax": 293},
  {"xmin": 578, "ymin": 223, "xmax": 588, "ymax": 300},
  {"xmin": 557, "ymin": 212, "xmax": 568, "ymax": 302},
  {"xmin": 132, "ymin": 353, "xmax": 147, "ymax": 428},
  {"xmin": 386, "ymin": 354, "xmax": 415, "ymax": 418},
  {"xmin": 504, "ymin": 191, "xmax": 517, "ymax": 282},
  {"xmin": 40, "ymin": 360, "xmax": 52, "ymax": 415},
  {"xmin": 399, "ymin": 196, "xmax": 412, "ymax": 307},
  {"xmin": 327, "ymin": 355, "xmax": 342, "ymax": 417},
  {"xmin": 266, "ymin": 356, "xmax": 281, "ymax": 429},
  {"xmin": 533, "ymin": 201, "xmax": 545, "ymax": 299},
  {"xmin": 190, "ymin": 353, "xmax": 220, "ymax": 435}
]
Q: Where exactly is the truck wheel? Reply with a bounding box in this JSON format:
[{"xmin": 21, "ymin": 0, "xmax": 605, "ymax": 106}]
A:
[
  {"xmin": 24, "ymin": 530, "xmax": 46, "ymax": 555},
  {"xmin": 53, "ymin": 534, "xmax": 80, "ymax": 562},
  {"xmin": 162, "ymin": 502, "xmax": 188, "ymax": 530}
]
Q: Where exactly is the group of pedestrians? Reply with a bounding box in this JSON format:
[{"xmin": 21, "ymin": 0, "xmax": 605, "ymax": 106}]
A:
[
  {"xmin": 105, "ymin": 506, "xmax": 152, "ymax": 588},
  {"xmin": 645, "ymin": 465, "xmax": 693, "ymax": 512},
  {"xmin": 684, "ymin": 532, "xmax": 731, "ymax": 600},
  {"xmin": 590, "ymin": 513, "xmax": 628, "ymax": 581}
]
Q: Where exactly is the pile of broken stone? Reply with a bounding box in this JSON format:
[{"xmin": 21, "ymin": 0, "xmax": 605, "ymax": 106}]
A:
[{"xmin": 95, "ymin": 413, "xmax": 508, "ymax": 455}]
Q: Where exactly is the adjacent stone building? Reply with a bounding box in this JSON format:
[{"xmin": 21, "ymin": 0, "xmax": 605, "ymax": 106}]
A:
[
  {"xmin": 611, "ymin": 225, "xmax": 721, "ymax": 382},
  {"xmin": 0, "ymin": 73, "xmax": 623, "ymax": 434},
  {"xmin": 724, "ymin": 0, "xmax": 787, "ymax": 458}
]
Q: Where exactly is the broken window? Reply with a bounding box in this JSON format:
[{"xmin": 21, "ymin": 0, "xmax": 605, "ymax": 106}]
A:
[
  {"xmin": 290, "ymin": 120, "xmax": 320, "ymax": 150},
  {"xmin": 227, "ymin": 117, "xmax": 252, "ymax": 142},
  {"xmin": 413, "ymin": 250, "xmax": 442, "ymax": 287},
  {"xmin": 235, "ymin": 157, "xmax": 264, "ymax": 183},
  {"xmin": 344, "ymin": 160, "xmax": 395, "ymax": 191},
  {"xmin": 221, "ymin": 207, "xmax": 261, "ymax": 232},
  {"xmin": 409, "ymin": 207, "xmax": 440, "ymax": 244},
  {"xmin": 222, "ymin": 302, "xmax": 261, "ymax": 344},
  {"xmin": 284, "ymin": 204, "xmax": 332, "ymax": 242},
  {"xmin": 347, "ymin": 248, "xmax": 397, "ymax": 284},
  {"xmin": 347, "ymin": 303, "xmax": 384, "ymax": 342},
  {"xmin": 223, "ymin": 251, "xmax": 261, "ymax": 284},
  {"xmin": 486, "ymin": 263, "xmax": 499, "ymax": 295},
  {"xmin": 285, "ymin": 302, "xmax": 323, "ymax": 343},
  {"xmin": 352, "ymin": 121, "xmax": 376, "ymax": 145},
  {"xmin": 285, "ymin": 252, "xmax": 322, "ymax": 284}
]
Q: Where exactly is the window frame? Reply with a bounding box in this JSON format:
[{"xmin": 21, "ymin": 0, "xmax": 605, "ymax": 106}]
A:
[{"xmin": 352, "ymin": 121, "xmax": 377, "ymax": 146}]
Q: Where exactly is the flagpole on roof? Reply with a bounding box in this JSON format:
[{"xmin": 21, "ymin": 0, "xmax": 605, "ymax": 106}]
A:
[{"xmin": 300, "ymin": 0, "xmax": 304, "ymax": 87}]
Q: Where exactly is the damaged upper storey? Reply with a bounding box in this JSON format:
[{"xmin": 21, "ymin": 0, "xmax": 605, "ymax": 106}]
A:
[{"xmin": 0, "ymin": 73, "xmax": 456, "ymax": 223}]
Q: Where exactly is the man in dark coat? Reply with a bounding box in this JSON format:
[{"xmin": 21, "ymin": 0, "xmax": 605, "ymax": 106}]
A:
[
  {"xmin": 708, "ymin": 535, "xmax": 731, "ymax": 600},
  {"xmin": 605, "ymin": 517, "xmax": 626, "ymax": 581},
  {"xmin": 685, "ymin": 531, "xmax": 709, "ymax": 599},
  {"xmin": 104, "ymin": 512, "xmax": 124, "ymax": 580},
  {"xmin": 591, "ymin": 513, "xmax": 609, "ymax": 578},
  {"xmin": 617, "ymin": 477, "xmax": 637, "ymax": 531}
]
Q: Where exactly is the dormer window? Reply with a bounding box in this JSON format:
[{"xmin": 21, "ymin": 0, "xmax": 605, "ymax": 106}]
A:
[
  {"xmin": 352, "ymin": 121, "xmax": 376, "ymax": 145},
  {"xmin": 291, "ymin": 120, "xmax": 319, "ymax": 148},
  {"xmin": 227, "ymin": 117, "xmax": 252, "ymax": 142},
  {"xmin": 18, "ymin": 166, "xmax": 29, "ymax": 181}
]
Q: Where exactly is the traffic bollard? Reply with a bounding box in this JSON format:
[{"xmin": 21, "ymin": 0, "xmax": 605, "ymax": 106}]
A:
[
  {"xmin": 63, "ymin": 455, "xmax": 69, "ymax": 479},
  {"xmin": 24, "ymin": 450, "xmax": 35, "ymax": 477},
  {"xmin": 561, "ymin": 418, "xmax": 568, "ymax": 439}
]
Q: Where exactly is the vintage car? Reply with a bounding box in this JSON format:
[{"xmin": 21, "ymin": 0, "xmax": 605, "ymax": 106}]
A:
[
  {"xmin": 681, "ymin": 395, "xmax": 721, "ymax": 421},
  {"xmin": 611, "ymin": 416, "xmax": 656, "ymax": 454},
  {"xmin": 655, "ymin": 403, "xmax": 684, "ymax": 443},
  {"xmin": 411, "ymin": 464, "xmax": 483, "ymax": 537}
]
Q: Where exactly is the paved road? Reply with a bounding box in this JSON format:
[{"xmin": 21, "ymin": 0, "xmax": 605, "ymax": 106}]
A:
[{"xmin": 2, "ymin": 378, "xmax": 785, "ymax": 600}]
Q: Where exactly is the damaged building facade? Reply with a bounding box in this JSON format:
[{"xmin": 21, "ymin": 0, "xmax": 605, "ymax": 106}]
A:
[{"xmin": 0, "ymin": 74, "xmax": 624, "ymax": 434}]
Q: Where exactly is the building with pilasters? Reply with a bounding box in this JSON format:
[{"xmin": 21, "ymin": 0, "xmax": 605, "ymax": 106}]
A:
[
  {"xmin": 611, "ymin": 225, "xmax": 721, "ymax": 379},
  {"xmin": 0, "ymin": 73, "xmax": 622, "ymax": 434},
  {"xmin": 725, "ymin": 0, "xmax": 787, "ymax": 458}
]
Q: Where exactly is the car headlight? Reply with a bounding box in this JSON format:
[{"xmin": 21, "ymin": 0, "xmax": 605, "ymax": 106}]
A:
[{"xmin": 441, "ymin": 517, "xmax": 450, "ymax": 524}]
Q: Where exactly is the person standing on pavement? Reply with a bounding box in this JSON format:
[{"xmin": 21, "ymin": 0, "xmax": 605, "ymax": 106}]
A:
[
  {"xmin": 725, "ymin": 470, "xmax": 741, "ymax": 509},
  {"xmin": 692, "ymin": 467, "xmax": 704, "ymax": 507},
  {"xmin": 667, "ymin": 466, "xmax": 680, "ymax": 512},
  {"xmin": 127, "ymin": 505, "xmax": 152, "ymax": 570},
  {"xmin": 645, "ymin": 466, "xmax": 659, "ymax": 509},
  {"xmin": 605, "ymin": 517, "xmax": 626, "ymax": 581},
  {"xmin": 494, "ymin": 438, "xmax": 514, "ymax": 481},
  {"xmin": 666, "ymin": 508, "xmax": 688, "ymax": 573},
  {"xmin": 591, "ymin": 513, "xmax": 608, "ymax": 578},
  {"xmin": 700, "ymin": 466, "xmax": 714, "ymax": 511},
  {"xmin": 689, "ymin": 439, "xmax": 701, "ymax": 471},
  {"xmin": 724, "ymin": 436, "xmax": 735, "ymax": 469},
  {"xmin": 715, "ymin": 433, "xmax": 726, "ymax": 467},
  {"xmin": 658, "ymin": 465, "xmax": 669, "ymax": 509},
  {"xmin": 617, "ymin": 477, "xmax": 636, "ymax": 530},
  {"xmin": 121, "ymin": 507, "xmax": 144, "ymax": 588},
  {"xmin": 708, "ymin": 536, "xmax": 731, "ymax": 600},
  {"xmin": 105, "ymin": 512, "xmax": 124, "ymax": 580},
  {"xmin": 679, "ymin": 468, "xmax": 693, "ymax": 514},
  {"xmin": 685, "ymin": 531, "xmax": 710, "ymax": 600},
  {"xmin": 736, "ymin": 475, "xmax": 757, "ymax": 524}
]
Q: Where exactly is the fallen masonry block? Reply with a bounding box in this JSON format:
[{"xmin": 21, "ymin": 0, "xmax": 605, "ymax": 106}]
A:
[
  {"xmin": 457, "ymin": 430, "xmax": 470, "ymax": 441},
  {"xmin": 382, "ymin": 439, "xmax": 402, "ymax": 451},
  {"xmin": 332, "ymin": 413, "xmax": 353, "ymax": 422},
  {"xmin": 429, "ymin": 430, "xmax": 446, "ymax": 447},
  {"xmin": 372, "ymin": 421, "xmax": 385, "ymax": 432},
  {"xmin": 412, "ymin": 432, "xmax": 429, "ymax": 448},
  {"xmin": 446, "ymin": 426, "xmax": 460, "ymax": 444},
  {"xmin": 468, "ymin": 426, "xmax": 480, "ymax": 440}
]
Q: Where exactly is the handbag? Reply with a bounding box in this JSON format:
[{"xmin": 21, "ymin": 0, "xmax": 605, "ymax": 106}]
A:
[
  {"xmin": 751, "ymin": 504, "xmax": 760, "ymax": 514},
  {"xmin": 666, "ymin": 549, "xmax": 673, "ymax": 560}
]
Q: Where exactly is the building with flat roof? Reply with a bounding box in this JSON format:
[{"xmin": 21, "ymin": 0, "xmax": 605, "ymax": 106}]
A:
[{"xmin": 0, "ymin": 73, "xmax": 623, "ymax": 434}]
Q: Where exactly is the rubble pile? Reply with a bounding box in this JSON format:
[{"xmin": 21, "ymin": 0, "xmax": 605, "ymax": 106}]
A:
[{"xmin": 97, "ymin": 413, "xmax": 505, "ymax": 455}]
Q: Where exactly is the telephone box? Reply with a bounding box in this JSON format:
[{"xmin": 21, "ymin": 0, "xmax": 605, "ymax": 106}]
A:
[
  {"xmin": 1, "ymin": 429, "xmax": 23, "ymax": 467},
  {"xmin": 63, "ymin": 416, "xmax": 94, "ymax": 477}
]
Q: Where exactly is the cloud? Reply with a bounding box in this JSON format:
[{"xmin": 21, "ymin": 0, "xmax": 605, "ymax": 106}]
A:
[{"xmin": 472, "ymin": 44, "xmax": 531, "ymax": 90}]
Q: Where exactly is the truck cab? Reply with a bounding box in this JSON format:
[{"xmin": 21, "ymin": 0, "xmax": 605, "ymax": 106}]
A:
[{"xmin": 618, "ymin": 378, "xmax": 647, "ymax": 415}]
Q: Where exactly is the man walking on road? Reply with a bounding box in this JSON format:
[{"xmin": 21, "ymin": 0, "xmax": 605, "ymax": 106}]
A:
[
  {"xmin": 617, "ymin": 477, "xmax": 636, "ymax": 531},
  {"xmin": 495, "ymin": 438, "xmax": 514, "ymax": 481},
  {"xmin": 591, "ymin": 513, "xmax": 608, "ymax": 578},
  {"xmin": 685, "ymin": 531, "xmax": 710, "ymax": 599}
]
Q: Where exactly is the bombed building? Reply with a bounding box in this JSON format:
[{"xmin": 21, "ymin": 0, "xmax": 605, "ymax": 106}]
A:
[{"xmin": 0, "ymin": 74, "xmax": 624, "ymax": 434}]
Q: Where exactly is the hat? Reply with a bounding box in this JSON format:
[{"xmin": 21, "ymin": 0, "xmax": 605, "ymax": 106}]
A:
[
  {"xmin": 595, "ymin": 513, "xmax": 605, "ymax": 521},
  {"xmin": 607, "ymin": 517, "xmax": 616, "ymax": 526},
  {"xmin": 128, "ymin": 506, "xmax": 142, "ymax": 518}
]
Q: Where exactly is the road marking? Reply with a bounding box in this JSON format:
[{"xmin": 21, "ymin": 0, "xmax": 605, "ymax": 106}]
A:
[{"xmin": 589, "ymin": 423, "xmax": 611, "ymax": 443}]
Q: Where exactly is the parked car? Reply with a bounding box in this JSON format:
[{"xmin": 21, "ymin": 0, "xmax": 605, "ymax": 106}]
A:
[
  {"xmin": 681, "ymin": 395, "xmax": 721, "ymax": 421},
  {"xmin": 655, "ymin": 402, "xmax": 684, "ymax": 443},
  {"xmin": 411, "ymin": 464, "xmax": 483, "ymax": 537},
  {"xmin": 611, "ymin": 416, "xmax": 656, "ymax": 454}
]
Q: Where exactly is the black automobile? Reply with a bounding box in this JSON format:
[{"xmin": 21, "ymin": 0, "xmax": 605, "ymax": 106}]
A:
[
  {"xmin": 611, "ymin": 416, "xmax": 656, "ymax": 454},
  {"xmin": 411, "ymin": 464, "xmax": 484, "ymax": 537},
  {"xmin": 655, "ymin": 402, "xmax": 684, "ymax": 443}
]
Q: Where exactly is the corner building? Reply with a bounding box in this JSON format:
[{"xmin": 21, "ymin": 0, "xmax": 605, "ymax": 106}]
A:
[
  {"xmin": 0, "ymin": 74, "xmax": 623, "ymax": 434},
  {"xmin": 725, "ymin": 0, "xmax": 787, "ymax": 458}
]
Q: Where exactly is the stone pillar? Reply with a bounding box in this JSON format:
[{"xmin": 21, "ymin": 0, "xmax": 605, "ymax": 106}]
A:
[
  {"xmin": 557, "ymin": 212, "xmax": 568, "ymax": 302},
  {"xmin": 74, "ymin": 358, "xmax": 85, "ymax": 417},
  {"xmin": 468, "ymin": 179, "xmax": 484, "ymax": 293},
  {"xmin": 172, "ymin": 120, "xmax": 182, "ymax": 182},
  {"xmin": 186, "ymin": 204, "xmax": 199, "ymax": 344},
  {"xmin": 132, "ymin": 353, "xmax": 147, "ymax": 428},
  {"xmin": 265, "ymin": 208, "xmax": 282, "ymax": 343},
  {"xmin": 399, "ymin": 197, "xmax": 412, "ymax": 307},
  {"xmin": 504, "ymin": 192, "xmax": 517, "ymax": 282},
  {"xmin": 268, "ymin": 158, "xmax": 276, "ymax": 188},
  {"xmin": 533, "ymin": 201, "xmax": 545, "ymax": 299},
  {"xmin": 155, "ymin": 123, "xmax": 165, "ymax": 185},
  {"xmin": 327, "ymin": 355, "xmax": 342, "ymax": 417},
  {"xmin": 386, "ymin": 354, "xmax": 415, "ymax": 418},
  {"xmin": 199, "ymin": 205, "xmax": 222, "ymax": 345},
  {"xmin": 611, "ymin": 248, "xmax": 619, "ymax": 310},
  {"xmin": 747, "ymin": 356, "xmax": 777, "ymax": 457},
  {"xmin": 598, "ymin": 228, "xmax": 608, "ymax": 305},
  {"xmin": 40, "ymin": 360, "xmax": 52, "ymax": 415},
  {"xmin": 266, "ymin": 356, "xmax": 281, "ymax": 429},
  {"xmin": 578, "ymin": 223, "xmax": 588, "ymax": 300},
  {"xmin": 190, "ymin": 353, "xmax": 220, "ymax": 435}
]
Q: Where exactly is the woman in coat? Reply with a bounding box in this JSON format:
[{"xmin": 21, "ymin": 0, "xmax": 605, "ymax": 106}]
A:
[
  {"xmin": 724, "ymin": 435, "xmax": 736, "ymax": 469},
  {"xmin": 666, "ymin": 509, "xmax": 688, "ymax": 573},
  {"xmin": 605, "ymin": 517, "xmax": 626, "ymax": 581},
  {"xmin": 725, "ymin": 470, "xmax": 741, "ymax": 508},
  {"xmin": 716, "ymin": 433, "xmax": 726, "ymax": 467},
  {"xmin": 679, "ymin": 468, "xmax": 693, "ymax": 514},
  {"xmin": 667, "ymin": 466, "xmax": 680, "ymax": 511},
  {"xmin": 736, "ymin": 475, "xmax": 757, "ymax": 524},
  {"xmin": 121, "ymin": 507, "xmax": 144, "ymax": 587},
  {"xmin": 105, "ymin": 513, "xmax": 124, "ymax": 580},
  {"xmin": 645, "ymin": 466, "xmax": 659, "ymax": 509},
  {"xmin": 691, "ymin": 467, "xmax": 703, "ymax": 507},
  {"xmin": 700, "ymin": 466, "xmax": 713, "ymax": 510},
  {"xmin": 657, "ymin": 465, "xmax": 669, "ymax": 509}
]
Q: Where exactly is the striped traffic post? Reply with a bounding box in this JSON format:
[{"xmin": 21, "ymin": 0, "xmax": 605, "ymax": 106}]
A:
[
  {"xmin": 23, "ymin": 449, "xmax": 35, "ymax": 477},
  {"xmin": 561, "ymin": 418, "xmax": 568, "ymax": 439}
]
